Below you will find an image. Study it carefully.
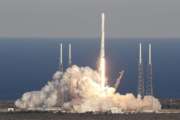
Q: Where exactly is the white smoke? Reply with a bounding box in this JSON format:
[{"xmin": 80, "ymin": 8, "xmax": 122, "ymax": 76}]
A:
[{"xmin": 15, "ymin": 65, "xmax": 161, "ymax": 113}]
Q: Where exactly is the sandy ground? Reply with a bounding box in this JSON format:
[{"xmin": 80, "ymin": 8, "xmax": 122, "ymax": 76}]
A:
[{"xmin": 0, "ymin": 112, "xmax": 180, "ymax": 120}]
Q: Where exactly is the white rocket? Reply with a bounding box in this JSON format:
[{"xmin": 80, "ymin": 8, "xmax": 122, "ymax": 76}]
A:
[
  {"xmin": 100, "ymin": 13, "xmax": 105, "ymax": 59},
  {"xmin": 98, "ymin": 13, "xmax": 106, "ymax": 87}
]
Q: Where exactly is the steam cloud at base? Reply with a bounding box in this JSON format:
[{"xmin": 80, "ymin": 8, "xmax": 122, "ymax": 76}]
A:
[{"xmin": 15, "ymin": 65, "xmax": 161, "ymax": 113}]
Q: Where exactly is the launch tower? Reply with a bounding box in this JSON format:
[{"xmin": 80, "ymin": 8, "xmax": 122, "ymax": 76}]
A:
[
  {"xmin": 68, "ymin": 43, "xmax": 72, "ymax": 66},
  {"xmin": 59, "ymin": 43, "xmax": 63, "ymax": 72},
  {"xmin": 137, "ymin": 43, "xmax": 145, "ymax": 98},
  {"xmin": 146, "ymin": 44, "xmax": 153, "ymax": 96}
]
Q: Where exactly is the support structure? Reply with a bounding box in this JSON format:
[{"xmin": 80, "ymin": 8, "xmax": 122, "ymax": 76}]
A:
[
  {"xmin": 146, "ymin": 44, "xmax": 153, "ymax": 96},
  {"xmin": 68, "ymin": 43, "xmax": 72, "ymax": 66},
  {"xmin": 137, "ymin": 43, "xmax": 145, "ymax": 98},
  {"xmin": 59, "ymin": 43, "xmax": 63, "ymax": 72},
  {"xmin": 114, "ymin": 71, "xmax": 125, "ymax": 91}
]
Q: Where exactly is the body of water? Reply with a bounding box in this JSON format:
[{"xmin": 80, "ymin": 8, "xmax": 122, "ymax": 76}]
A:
[{"xmin": 0, "ymin": 38, "xmax": 179, "ymax": 99}]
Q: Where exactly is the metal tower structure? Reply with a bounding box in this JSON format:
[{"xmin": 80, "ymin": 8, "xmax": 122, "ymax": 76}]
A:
[
  {"xmin": 137, "ymin": 43, "xmax": 145, "ymax": 98},
  {"xmin": 146, "ymin": 44, "xmax": 153, "ymax": 96},
  {"xmin": 68, "ymin": 43, "xmax": 72, "ymax": 66},
  {"xmin": 59, "ymin": 43, "xmax": 63, "ymax": 72}
]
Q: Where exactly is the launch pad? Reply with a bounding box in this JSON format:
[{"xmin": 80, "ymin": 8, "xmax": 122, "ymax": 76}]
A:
[
  {"xmin": 0, "ymin": 100, "xmax": 180, "ymax": 120},
  {"xmin": 1, "ymin": 100, "xmax": 180, "ymax": 113},
  {"xmin": 0, "ymin": 110, "xmax": 180, "ymax": 120}
]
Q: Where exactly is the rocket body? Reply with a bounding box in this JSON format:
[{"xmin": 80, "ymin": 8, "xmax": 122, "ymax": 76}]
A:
[
  {"xmin": 99, "ymin": 13, "xmax": 106, "ymax": 88},
  {"xmin": 100, "ymin": 13, "xmax": 105, "ymax": 59}
]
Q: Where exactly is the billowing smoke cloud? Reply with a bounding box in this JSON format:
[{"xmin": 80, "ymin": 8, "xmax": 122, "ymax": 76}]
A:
[{"xmin": 15, "ymin": 65, "xmax": 161, "ymax": 113}]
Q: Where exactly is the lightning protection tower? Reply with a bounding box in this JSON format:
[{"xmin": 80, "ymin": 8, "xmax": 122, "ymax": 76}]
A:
[
  {"xmin": 137, "ymin": 43, "xmax": 145, "ymax": 99},
  {"xmin": 68, "ymin": 43, "xmax": 72, "ymax": 66},
  {"xmin": 59, "ymin": 43, "xmax": 63, "ymax": 72},
  {"xmin": 146, "ymin": 44, "xmax": 153, "ymax": 96}
]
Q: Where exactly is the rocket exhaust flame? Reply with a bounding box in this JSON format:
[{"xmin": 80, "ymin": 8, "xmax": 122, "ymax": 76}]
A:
[{"xmin": 99, "ymin": 58, "xmax": 106, "ymax": 87}]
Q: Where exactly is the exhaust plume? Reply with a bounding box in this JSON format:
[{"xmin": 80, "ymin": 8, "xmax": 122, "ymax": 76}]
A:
[{"xmin": 15, "ymin": 65, "xmax": 161, "ymax": 113}]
